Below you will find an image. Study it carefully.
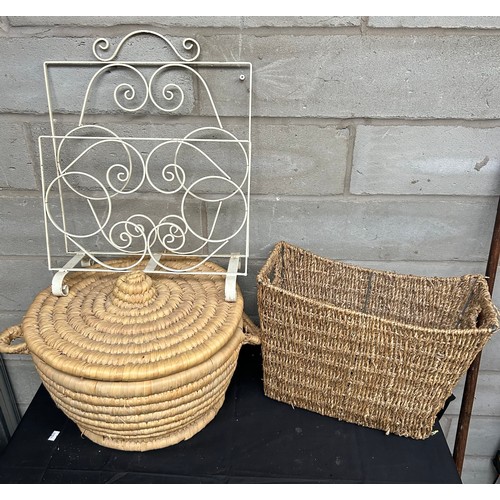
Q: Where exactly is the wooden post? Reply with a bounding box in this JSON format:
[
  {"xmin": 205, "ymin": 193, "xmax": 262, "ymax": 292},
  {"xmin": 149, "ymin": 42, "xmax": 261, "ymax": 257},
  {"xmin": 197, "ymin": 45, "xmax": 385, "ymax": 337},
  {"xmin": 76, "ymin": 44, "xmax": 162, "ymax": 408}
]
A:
[{"xmin": 453, "ymin": 197, "xmax": 500, "ymax": 476}]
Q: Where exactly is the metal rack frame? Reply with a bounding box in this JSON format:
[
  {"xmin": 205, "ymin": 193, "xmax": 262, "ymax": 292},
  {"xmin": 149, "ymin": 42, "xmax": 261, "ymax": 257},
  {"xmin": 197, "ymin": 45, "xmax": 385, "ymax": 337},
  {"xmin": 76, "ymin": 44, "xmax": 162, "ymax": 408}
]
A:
[{"xmin": 39, "ymin": 30, "xmax": 252, "ymax": 301}]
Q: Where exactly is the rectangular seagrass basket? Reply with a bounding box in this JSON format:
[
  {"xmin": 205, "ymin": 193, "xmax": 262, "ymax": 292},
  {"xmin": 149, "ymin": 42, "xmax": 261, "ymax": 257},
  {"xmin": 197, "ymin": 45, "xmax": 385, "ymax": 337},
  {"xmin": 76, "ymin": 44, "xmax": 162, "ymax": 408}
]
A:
[{"xmin": 256, "ymin": 241, "xmax": 499, "ymax": 439}]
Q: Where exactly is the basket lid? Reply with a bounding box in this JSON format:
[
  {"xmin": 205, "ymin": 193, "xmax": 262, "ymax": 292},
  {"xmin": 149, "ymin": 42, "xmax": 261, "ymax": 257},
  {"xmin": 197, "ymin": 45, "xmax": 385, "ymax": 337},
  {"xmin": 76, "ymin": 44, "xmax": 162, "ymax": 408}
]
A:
[{"xmin": 22, "ymin": 258, "xmax": 244, "ymax": 382}]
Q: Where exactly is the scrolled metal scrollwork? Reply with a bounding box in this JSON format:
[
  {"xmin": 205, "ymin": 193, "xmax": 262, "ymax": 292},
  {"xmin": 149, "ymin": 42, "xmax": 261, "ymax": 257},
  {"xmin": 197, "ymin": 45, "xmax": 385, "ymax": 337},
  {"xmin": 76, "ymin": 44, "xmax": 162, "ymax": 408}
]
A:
[
  {"xmin": 107, "ymin": 215, "xmax": 154, "ymax": 255},
  {"xmin": 79, "ymin": 64, "xmax": 150, "ymax": 119},
  {"xmin": 153, "ymin": 216, "xmax": 188, "ymax": 254},
  {"xmin": 55, "ymin": 126, "xmax": 146, "ymax": 197},
  {"xmin": 92, "ymin": 30, "xmax": 201, "ymax": 62},
  {"xmin": 43, "ymin": 128, "xmax": 249, "ymax": 273}
]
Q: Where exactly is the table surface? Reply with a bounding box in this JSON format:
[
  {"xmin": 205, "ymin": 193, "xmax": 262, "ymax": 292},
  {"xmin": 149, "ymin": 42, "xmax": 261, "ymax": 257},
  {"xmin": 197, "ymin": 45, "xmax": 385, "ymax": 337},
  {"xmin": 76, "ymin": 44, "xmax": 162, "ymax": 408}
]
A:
[{"xmin": 0, "ymin": 346, "xmax": 461, "ymax": 484}]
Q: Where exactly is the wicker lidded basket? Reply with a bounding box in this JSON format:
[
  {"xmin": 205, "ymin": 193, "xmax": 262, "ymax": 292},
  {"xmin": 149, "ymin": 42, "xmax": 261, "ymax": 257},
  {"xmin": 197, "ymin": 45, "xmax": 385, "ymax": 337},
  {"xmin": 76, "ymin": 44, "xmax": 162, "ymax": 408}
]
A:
[
  {"xmin": 0, "ymin": 257, "xmax": 259, "ymax": 452},
  {"xmin": 257, "ymin": 241, "xmax": 499, "ymax": 440}
]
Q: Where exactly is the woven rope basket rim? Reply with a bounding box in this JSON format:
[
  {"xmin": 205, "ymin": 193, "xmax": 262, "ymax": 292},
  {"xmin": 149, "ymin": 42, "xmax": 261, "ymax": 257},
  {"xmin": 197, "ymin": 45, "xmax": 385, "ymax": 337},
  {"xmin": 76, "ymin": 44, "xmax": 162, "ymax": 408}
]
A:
[
  {"xmin": 257, "ymin": 241, "xmax": 499, "ymax": 334},
  {"xmin": 258, "ymin": 240, "xmax": 493, "ymax": 287},
  {"xmin": 258, "ymin": 240, "xmax": 491, "ymax": 284},
  {"xmin": 258, "ymin": 279, "xmax": 498, "ymax": 336}
]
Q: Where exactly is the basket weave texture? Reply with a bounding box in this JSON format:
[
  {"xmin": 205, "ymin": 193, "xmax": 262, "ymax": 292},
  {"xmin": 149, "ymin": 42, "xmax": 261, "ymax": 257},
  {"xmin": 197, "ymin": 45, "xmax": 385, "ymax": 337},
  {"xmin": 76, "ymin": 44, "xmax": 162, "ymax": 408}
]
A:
[
  {"xmin": 257, "ymin": 241, "xmax": 499, "ymax": 439},
  {"xmin": 1, "ymin": 257, "xmax": 259, "ymax": 451}
]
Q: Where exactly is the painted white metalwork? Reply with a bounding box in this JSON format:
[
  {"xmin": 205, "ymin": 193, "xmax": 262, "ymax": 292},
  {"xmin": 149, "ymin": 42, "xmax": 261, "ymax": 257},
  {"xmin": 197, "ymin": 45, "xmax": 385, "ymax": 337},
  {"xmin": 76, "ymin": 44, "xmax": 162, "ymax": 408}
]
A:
[
  {"xmin": 225, "ymin": 254, "xmax": 241, "ymax": 303},
  {"xmin": 51, "ymin": 253, "xmax": 86, "ymax": 296},
  {"xmin": 39, "ymin": 31, "xmax": 252, "ymax": 299},
  {"xmin": 92, "ymin": 31, "xmax": 201, "ymax": 63}
]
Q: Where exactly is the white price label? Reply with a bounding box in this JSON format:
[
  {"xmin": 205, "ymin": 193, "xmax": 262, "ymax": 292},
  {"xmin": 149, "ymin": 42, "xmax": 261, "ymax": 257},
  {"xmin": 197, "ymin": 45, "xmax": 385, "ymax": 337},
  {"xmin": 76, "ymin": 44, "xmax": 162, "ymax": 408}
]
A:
[{"xmin": 48, "ymin": 430, "xmax": 60, "ymax": 441}]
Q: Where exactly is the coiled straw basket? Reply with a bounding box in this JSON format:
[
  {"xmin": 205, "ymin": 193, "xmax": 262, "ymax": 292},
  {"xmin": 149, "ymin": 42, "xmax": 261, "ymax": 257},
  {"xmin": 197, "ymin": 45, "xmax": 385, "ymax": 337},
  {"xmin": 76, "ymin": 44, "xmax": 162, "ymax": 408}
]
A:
[
  {"xmin": 257, "ymin": 241, "xmax": 499, "ymax": 439},
  {"xmin": 0, "ymin": 257, "xmax": 260, "ymax": 451}
]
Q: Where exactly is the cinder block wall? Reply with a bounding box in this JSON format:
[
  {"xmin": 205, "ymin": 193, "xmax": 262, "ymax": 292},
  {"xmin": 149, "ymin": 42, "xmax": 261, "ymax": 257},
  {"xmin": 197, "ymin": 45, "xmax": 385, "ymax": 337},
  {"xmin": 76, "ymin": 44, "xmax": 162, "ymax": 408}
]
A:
[{"xmin": 1, "ymin": 16, "xmax": 499, "ymax": 483}]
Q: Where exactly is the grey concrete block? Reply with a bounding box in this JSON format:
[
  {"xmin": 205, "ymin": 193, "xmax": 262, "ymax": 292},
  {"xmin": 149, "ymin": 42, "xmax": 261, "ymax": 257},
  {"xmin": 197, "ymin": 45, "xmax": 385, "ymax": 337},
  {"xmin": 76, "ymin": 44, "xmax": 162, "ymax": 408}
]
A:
[
  {"xmin": 352, "ymin": 126, "xmax": 500, "ymax": 196},
  {"xmin": 196, "ymin": 61, "xmax": 252, "ymax": 119},
  {"xmin": 368, "ymin": 16, "xmax": 500, "ymax": 29},
  {"xmin": 242, "ymin": 17, "xmax": 361, "ymax": 28},
  {"xmin": 0, "ymin": 195, "xmax": 46, "ymax": 255},
  {"xmin": 444, "ymin": 416, "xmax": 500, "ymax": 460},
  {"xmin": 0, "ymin": 258, "xmax": 52, "ymax": 310},
  {"xmin": 249, "ymin": 197, "xmax": 497, "ymax": 262},
  {"xmin": 252, "ymin": 124, "xmax": 348, "ymax": 195},
  {"xmin": 7, "ymin": 16, "xmax": 360, "ymax": 29},
  {"xmin": 0, "ymin": 119, "xmax": 37, "ymax": 190},
  {"xmin": 2, "ymin": 355, "xmax": 40, "ymax": 411},
  {"xmin": 7, "ymin": 32, "xmax": 500, "ymax": 119},
  {"xmin": 8, "ymin": 16, "xmax": 242, "ymax": 28},
  {"xmin": 0, "ymin": 17, "xmax": 8, "ymax": 34},
  {"xmin": 1, "ymin": 37, "xmax": 92, "ymax": 114},
  {"xmin": 198, "ymin": 33, "xmax": 500, "ymax": 119},
  {"xmin": 33, "ymin": 119, "xmax": 348, "ymax": 196},
  {"xmin": 0, "ymin": 36, "xmax": 196, "ymax": 114}
]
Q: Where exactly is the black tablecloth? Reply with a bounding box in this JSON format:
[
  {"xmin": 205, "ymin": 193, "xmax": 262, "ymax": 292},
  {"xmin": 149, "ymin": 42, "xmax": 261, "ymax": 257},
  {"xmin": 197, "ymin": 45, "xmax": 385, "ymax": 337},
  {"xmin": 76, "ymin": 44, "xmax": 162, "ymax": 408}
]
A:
[{"xmin": 0, "ymin": 346, "xmax": 461, "ymax": 483}]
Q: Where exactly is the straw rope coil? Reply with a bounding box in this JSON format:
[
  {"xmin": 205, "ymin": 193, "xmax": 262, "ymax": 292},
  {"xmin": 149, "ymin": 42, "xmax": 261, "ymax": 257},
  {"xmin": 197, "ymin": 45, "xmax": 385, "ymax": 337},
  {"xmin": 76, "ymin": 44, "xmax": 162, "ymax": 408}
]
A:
[
  {"xmin": 0, "ymin": 256, "xmax": 259, "ymax": 451},
  {"xmin": 0, "ymin": 325, "xmax": 29, "ymax": 354},
  {"xmin": 257, "ymin": 241, "xmax": 499, "ymax": 440}
]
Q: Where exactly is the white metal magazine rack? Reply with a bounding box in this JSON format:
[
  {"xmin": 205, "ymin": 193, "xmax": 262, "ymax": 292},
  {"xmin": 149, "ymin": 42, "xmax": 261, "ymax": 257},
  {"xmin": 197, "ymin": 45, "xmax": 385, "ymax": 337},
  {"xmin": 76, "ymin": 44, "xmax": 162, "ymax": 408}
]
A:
[{"xmin": 39, "ymin": 31, "xmax": 252, "ymax": 301}]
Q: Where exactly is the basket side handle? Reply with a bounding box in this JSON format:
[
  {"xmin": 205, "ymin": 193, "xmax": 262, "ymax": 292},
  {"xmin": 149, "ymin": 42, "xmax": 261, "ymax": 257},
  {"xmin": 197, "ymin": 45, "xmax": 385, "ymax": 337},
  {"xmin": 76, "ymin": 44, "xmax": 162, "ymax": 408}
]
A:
[
  {"xmin": 257, "ymin": 241, "xmax": 285, "ymax": 286},
  {"xmin": 0, "ymin": 325, "xmax": 29, "ymax": 355},
  {"xmin": 477, "ymin": 276, "xmax": 500, "ymax": 331},
  {"xmin": 242, "ymin": 312, "xmax": 261, "ymax": 345}
]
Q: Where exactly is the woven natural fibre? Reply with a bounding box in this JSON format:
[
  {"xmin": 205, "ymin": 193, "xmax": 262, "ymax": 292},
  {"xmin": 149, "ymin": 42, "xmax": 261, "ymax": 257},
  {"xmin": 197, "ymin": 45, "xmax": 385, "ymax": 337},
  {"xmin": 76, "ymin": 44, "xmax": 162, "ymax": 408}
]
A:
[
  {"xmin": 1, "ymin": 256, "xmax": 259, "ymax": 452},
  {"xmin": 257, "ymin": 241, "xmax": 499, "ymax": 440}
]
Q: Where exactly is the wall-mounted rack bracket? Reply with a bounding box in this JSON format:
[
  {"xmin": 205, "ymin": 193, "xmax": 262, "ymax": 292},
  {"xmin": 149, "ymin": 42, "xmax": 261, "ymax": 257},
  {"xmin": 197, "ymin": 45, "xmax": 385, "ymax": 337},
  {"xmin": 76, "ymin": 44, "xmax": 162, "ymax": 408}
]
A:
[
  {"xmin": 225, "ymin": 254, "xmax": 241, "ymax": 303},
  {"xmin": 51, "ymin": 253, "xmax": 86, "ymax": 296}
]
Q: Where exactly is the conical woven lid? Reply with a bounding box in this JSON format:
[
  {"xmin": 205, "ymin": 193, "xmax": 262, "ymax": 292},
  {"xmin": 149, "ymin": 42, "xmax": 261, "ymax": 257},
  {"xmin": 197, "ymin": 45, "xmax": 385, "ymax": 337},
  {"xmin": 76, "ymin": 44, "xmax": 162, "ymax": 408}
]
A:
[{"xmin": 22, "ymin": 258, "xmax": 244, "ymax": 382}]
